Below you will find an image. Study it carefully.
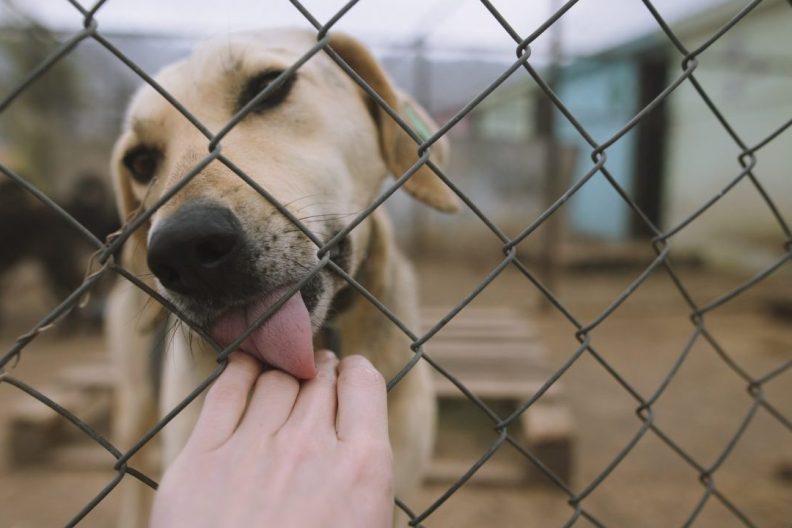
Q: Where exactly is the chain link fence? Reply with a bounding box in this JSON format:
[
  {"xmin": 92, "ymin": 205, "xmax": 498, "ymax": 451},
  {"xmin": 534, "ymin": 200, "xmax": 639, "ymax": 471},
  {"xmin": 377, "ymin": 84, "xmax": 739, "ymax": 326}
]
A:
[{"xmin": 1, "ymin": 0, "xmax": 791, "ymax": 526}]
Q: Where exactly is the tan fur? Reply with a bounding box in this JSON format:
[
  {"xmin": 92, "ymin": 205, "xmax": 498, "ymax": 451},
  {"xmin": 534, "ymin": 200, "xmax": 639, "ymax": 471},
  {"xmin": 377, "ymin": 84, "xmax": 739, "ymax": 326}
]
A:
[{"xmin": 108, "ymin": 29, "xmax": 455, "ymax": 527}]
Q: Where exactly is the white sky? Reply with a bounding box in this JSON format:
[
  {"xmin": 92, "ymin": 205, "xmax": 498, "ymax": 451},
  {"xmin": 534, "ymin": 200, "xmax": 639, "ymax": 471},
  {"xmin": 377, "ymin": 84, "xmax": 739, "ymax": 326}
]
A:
[{"xmin": 8, "ymin": 0, "xmax": 731, "ymax": 60}]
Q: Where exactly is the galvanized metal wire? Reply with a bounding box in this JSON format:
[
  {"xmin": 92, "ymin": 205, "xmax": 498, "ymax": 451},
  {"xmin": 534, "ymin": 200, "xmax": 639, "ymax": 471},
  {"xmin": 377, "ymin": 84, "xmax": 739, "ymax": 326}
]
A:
[{"xmin": 0, "ymin": 0, "xmax": 790, "ymax": 526}]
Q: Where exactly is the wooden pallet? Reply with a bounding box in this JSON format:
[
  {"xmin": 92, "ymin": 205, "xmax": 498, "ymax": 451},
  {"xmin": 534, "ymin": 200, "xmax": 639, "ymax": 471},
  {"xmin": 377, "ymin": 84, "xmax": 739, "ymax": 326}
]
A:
[
  {"xmin": 423, "ymin": 306, "xmax": 574, "ymax": 486},
  {"xmin": 6, "ymin": 308, "xmax": 574, "ymax": 486},
  {"xmin": 6, "ymin": 357, "xmax": 114, "ymax": 469}
]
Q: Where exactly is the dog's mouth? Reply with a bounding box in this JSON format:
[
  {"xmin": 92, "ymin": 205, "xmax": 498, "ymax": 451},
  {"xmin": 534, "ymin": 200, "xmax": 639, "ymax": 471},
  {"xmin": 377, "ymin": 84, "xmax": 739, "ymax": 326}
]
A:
[{"xmin": 209, "ymin": 285, "xmax": 316, "ymax": 379}]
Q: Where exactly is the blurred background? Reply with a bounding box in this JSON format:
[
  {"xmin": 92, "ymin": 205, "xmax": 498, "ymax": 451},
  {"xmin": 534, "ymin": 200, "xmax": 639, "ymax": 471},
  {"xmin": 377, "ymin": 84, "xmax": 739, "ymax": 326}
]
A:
[{"xmin": 0, "ymin": 0, "xmax": 790, "ymax": 526}]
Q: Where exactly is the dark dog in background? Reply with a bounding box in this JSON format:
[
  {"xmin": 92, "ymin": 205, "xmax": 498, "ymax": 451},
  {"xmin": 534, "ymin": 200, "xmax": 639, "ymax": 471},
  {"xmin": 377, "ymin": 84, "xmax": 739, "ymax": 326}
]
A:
[{"xmin": 0, "ymin": 174, "xmax": 119, "ymax": 329}]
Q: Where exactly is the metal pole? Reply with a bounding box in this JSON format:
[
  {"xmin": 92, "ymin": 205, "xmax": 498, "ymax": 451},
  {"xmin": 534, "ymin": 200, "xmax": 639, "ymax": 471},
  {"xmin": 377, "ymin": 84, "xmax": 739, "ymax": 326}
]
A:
[{"xmin": 537, "ymin": 0, "xmax": 563, "ymax": 310}]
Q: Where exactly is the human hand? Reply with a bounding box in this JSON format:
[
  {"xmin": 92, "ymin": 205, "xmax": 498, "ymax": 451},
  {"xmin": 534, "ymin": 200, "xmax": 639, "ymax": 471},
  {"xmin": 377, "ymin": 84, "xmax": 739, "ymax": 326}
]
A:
[{"xmin": 149, "ymin": 350, "xmax": 393, "ymax": 528}]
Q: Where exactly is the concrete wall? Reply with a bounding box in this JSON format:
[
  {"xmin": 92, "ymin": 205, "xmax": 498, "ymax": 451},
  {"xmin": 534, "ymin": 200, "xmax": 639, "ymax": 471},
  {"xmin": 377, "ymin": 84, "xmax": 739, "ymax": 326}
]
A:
[{"xmin": 662, "ymin": 0, "xmax": 792, "ymax": 270}]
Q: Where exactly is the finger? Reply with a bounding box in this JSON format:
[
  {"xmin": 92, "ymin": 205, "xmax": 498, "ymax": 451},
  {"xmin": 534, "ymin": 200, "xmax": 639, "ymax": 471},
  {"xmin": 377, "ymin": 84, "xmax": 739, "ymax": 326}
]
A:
[
  {"xmin": 234, "ymin": 365, "xmax": 300, "ymax": 439},
  {"xmin": 280, "ymin": 350, "xmax": 339, "ymax": 435},
  {"xmin": 187, "ymin": 351, "xmax": 263, "ymax": 452},
  {"xmin": 335, "ymin": 355, "xmax": 388, "ymax": 443}
]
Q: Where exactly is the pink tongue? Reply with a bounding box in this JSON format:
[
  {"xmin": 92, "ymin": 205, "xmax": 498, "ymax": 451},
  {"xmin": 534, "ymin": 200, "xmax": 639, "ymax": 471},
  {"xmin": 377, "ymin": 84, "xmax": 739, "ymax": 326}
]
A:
[{"xmin": 210, "ymin": 288, "xmax": 316, "ymax": 379}]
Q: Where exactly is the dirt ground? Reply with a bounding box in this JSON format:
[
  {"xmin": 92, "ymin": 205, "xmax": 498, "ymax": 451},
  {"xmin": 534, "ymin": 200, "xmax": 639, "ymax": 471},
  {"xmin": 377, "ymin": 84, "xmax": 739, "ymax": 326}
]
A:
[{"xmin": 0, "ymin": 256, "xmax": 790, "ymax": 527}]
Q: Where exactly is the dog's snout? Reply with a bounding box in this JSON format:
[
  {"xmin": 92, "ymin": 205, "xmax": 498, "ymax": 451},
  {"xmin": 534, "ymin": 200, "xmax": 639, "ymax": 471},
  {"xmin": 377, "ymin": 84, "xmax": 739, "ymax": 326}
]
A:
[{"xmin": 147, "ymin": 204, "xmax": 244, "ymax": 296}]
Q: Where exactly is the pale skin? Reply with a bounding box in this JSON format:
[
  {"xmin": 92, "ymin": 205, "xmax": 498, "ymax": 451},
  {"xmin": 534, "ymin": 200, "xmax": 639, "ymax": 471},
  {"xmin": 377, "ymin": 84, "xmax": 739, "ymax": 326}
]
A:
[{"xmin": 150, "ymin": 351, "xmax": 394, "ymax": 528}]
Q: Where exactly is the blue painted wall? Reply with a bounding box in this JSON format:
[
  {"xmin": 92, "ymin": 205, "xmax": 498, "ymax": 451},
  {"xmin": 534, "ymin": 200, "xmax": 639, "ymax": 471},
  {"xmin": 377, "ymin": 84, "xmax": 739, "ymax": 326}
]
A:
[{"xmin": 555, "ymin": 59, "xmax": 640, "ymax": 240}]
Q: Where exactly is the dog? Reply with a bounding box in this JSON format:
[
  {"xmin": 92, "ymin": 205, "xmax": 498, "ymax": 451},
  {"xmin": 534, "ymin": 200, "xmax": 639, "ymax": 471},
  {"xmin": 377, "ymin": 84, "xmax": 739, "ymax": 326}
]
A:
[
  {"xmin": 0, "ymin": 175, "xmax": 118, "ymax": 331},
  {"xmin": 106, "ymin": 29, "xmax": 459, "ymax": 527}
]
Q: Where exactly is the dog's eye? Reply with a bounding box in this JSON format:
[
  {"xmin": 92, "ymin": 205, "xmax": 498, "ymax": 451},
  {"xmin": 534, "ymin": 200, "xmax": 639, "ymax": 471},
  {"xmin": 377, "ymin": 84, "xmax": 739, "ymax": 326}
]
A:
[
  {"xmin": 238, "ymin": 70, "xmax": 295, "ymax": 114},
  {"xmin": 123, "ymin": 146, "xmax": 161, "ymax": 184}
]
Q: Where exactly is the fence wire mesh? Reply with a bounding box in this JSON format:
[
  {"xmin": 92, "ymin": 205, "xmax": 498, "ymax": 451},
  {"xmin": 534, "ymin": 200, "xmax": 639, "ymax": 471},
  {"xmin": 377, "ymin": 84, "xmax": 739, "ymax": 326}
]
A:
[{"xmin": 0, "ymin": 0, "xmax": 791, "ymax": 526}]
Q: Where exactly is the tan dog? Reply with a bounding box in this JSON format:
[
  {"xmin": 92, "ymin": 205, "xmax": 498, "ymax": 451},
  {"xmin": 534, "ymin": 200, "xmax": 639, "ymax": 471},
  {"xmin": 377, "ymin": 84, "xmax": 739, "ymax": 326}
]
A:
[{"xmin": 106, "ymin": 29, "xmax": 458, "ymax": 527}]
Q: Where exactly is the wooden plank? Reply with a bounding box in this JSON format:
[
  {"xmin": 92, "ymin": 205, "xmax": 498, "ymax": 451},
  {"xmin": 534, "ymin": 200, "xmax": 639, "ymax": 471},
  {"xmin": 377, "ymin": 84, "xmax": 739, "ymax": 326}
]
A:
[
  {"xmin": 57, "ymin": 363, "xmax": 115, "ymax": 391},
  {"xmin": 9, "ymin": 387, "xmax": 87, "ymax": 425},
  {"xmin": 426, "ymin": 457, "xmax": 528, "ymax": 486},
  {"xmin": 424, "ymin": 305, "xmax": 561, "ymax": 401},
  {"xmin": 421, "ymin": 306, "xmax": 527, "ymax": 320},
  {"xmin": 422, "ymin": 325, "xmax": 537, "ymax": 341},
  {"xmin": 427, "ymin": 343, "xmax": 550, "ymax": 383},
  {"xmin": 421, "ymin": 306, "xmax": 538, "ymax": 345},
  {"xmin": 427, "ymin": 340, "xmax": 546, "ymax": 361},
  {"xmin": 431, "ymin": 366, "xmax": 552, "ymax": 386},
  {"xmin": 421, "ymin": 313, "xmax": 534, "ymax": 328},
  {"xmin": 520, "ymin": 403, "xmax": 574, "ymax": 444},
  {"xmin": 44, "ymin": 444, "xmax": 113, "ymax": 471},
  {"xmin": 7, "ymin": 384, "xmax": 113, "ymax": 466},
  {"xmin": 421, "ymin": 325, "xmax": 537, "ymax": 341},
  {"xmin": 433, "ymin": 376, "xmax": 562, "ymax": 401},
  {"xmin": 520, "ymin": 403, "xmax": 575, "ymax": 483},
  {"xmin": 423, "ymin": 305, "xmax": 575, "ymax": 485}
]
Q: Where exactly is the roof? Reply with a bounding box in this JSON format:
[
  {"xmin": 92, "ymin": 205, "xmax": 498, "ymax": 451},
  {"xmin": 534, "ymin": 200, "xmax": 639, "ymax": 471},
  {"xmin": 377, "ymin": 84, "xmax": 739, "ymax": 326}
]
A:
[{"xmin": 475, "ymin": 0, "xmax": 789, "ymax": 111}]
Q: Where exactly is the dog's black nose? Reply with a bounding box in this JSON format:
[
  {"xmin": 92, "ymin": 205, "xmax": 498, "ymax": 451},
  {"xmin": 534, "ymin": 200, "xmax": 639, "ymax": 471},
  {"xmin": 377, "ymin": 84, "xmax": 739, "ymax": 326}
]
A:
[{"xmin": 147, "ymin": 204, "xmax": 244, "ymax": 297}]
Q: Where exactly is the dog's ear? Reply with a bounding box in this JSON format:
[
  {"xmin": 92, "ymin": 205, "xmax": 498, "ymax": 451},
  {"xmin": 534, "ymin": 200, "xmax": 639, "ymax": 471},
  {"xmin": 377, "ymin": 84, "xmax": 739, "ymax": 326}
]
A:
[{"xmin": 328, "ymin": 33, "xmax": 460, "ymax": 213}]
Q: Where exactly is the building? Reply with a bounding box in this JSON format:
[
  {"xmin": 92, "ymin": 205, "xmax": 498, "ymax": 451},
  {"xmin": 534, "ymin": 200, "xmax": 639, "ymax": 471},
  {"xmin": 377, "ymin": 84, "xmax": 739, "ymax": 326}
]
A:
[{"xmin": 472, "ymin": 0, "xmax": 792, "ymax": 271}]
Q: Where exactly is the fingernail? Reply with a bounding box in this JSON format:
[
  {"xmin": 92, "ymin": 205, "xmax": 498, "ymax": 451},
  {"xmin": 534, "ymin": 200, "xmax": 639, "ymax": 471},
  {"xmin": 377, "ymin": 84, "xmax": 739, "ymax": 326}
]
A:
[
  {"xmin": 341, "ymin": 354, "xmax": 375, "ymax": 371},
  {"xmin": 340, "ymin": 355, "xmax": 383, "ymax": 384},
  {"xmin": 344, "ymin": 354, "xmax": 380, "ymax": 375},
  {"xmin": 317, "ymin": 349, "xmax": 338, "ymax": 365}
]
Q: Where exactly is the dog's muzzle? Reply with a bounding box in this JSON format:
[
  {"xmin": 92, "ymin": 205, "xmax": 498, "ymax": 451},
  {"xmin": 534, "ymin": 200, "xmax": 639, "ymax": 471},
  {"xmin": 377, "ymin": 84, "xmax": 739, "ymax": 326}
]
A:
[{"xmin": 146, "ymin": 202, "xmax": 316, "ymax": 379}]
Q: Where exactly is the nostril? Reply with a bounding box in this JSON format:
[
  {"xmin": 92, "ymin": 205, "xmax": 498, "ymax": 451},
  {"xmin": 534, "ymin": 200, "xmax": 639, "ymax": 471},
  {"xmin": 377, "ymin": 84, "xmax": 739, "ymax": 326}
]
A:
[
  {"xmin": 156, "ymin": 263, "xmax": 181, "ymax": 286},
  {"xmin": 195, "ymin": 234, "xmax": 237, "ymax": 267}
]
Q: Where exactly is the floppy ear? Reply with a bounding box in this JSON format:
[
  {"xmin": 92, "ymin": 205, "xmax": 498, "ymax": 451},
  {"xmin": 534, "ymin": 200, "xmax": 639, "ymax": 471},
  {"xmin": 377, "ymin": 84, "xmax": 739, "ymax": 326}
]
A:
[{"xmin": 328, "ymin": 33, "xmax": 460, "ymax": 213}]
